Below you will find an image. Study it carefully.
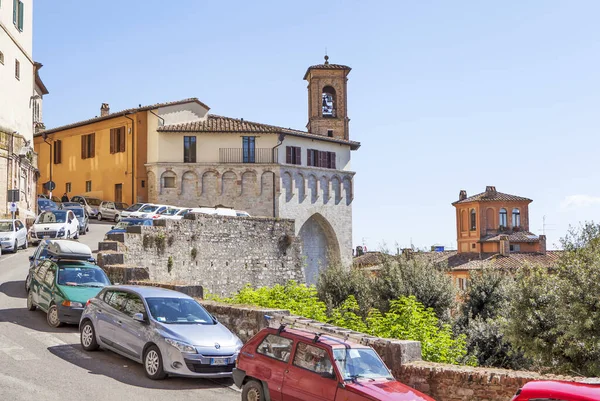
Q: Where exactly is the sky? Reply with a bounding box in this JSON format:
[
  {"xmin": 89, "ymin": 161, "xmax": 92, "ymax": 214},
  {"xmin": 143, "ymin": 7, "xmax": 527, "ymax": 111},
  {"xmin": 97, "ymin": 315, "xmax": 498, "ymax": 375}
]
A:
[{"xmin": 33, "ymin": 1, "xmax": 600, "ymax": 252}]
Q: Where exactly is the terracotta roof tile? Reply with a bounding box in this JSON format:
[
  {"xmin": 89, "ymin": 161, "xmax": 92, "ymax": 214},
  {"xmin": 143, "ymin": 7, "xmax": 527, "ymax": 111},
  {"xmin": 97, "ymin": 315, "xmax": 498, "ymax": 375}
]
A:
[
  {"xmin": 303, "ymin": 57, "xmax": 351, "ymax": 79},
  {"xmin": 158, "ymin": 114, "xmax": 361, "ymax": 150},
  {"xmin": 353, "ymin": 252, "xmax": 385, "ymax": 268},
  {"xmin": 36, "ymin": 98, "xmax": 208, "ymax": 136},
  {"xmin": 453, "ymin": 191, "xmax": 532, "ymax": 205},
  {"xmin": 481, "ymin": 231, "xmax": 540, "ymax": 243}
]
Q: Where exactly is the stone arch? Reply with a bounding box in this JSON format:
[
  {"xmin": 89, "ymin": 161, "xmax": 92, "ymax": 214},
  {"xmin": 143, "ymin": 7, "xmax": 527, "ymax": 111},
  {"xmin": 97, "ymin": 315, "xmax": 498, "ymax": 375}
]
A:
[
  {"xmin": 181, "ymin": 170, "xmax": 199, "ymax": 196},
  {"xmin": 298, "ymin": 213, "xmax": 341, "ymax": 285},
  {"xmin": 320, "ymin": 176, "xmax": 330, "ymax": 204},
  {"xmin": 308, "ymin": 175, "xmax": 318, "ymax": 204},
  {"xmin": 322, "ymin": 85, "xmax": 337, "ymax": 118},
  {"xmin": 282, "ymin": 171, "xmax": 293, "ymax": 202},
  {"xmin": 460, "ymin": 209, "xmax": 468, "ymax": 232},
  {"xmin": 331, "ymin": 175, "xmax": 341, "ymax": 205},
  {"xmin": 201, "ymin": 170, "xmax": 218, "ymax": 197},
  {"xmin": 147, "ymin": 170, "xmax": 157, "ymax": 202},
  {"xmin": 160, "ymin": 170, "xmax": 177, "ymax": 195},
  {"xmin": 221, "ymin": 171, "xmax": 239, "ymax": 196},
  {"xmin": 260, "ymin": 171, "xmax": 275, "ymax": 197},
  {"xmin": 485, "ymin": 207, "xmax": 495, "ymax": 230},
  {"xmin": 295, "ymin": 173, "xmax": 306, "ymax": 202},
  {"xmin": 342, "ymin": 176, "xmax": 352, "ymax": 206},
  {"xmin": 241, "ymin": 170, "xmax": 258, "ymax": 196}
]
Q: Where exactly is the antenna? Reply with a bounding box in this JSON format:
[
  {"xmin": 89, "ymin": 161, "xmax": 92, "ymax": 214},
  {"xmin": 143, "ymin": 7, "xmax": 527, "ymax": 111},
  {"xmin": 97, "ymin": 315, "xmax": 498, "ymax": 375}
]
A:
[{"xmin": 538, "ymin": 215, "xmax": 556, "ymax": 235}]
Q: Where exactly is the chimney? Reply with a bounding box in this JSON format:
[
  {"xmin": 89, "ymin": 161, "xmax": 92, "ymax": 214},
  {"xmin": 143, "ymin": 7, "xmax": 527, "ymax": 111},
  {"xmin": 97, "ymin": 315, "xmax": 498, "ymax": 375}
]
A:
[
  {"xmin": 485, "ymin": 186, "xmax": 497, "ymax": 195},
  {"xmin": 459, "ymin": 190, "xmax": 467, "ymax": 201},
  {"xmin": 539, "ymin": 235, "xmax": 547, "ymax": 255},
  {"xmin": 499, "ymin": 235, "xmax": 510, "ymax": 257},
  {"xmin": 100, "ymin": 103, "xmax": 110, "ymax": 117}
]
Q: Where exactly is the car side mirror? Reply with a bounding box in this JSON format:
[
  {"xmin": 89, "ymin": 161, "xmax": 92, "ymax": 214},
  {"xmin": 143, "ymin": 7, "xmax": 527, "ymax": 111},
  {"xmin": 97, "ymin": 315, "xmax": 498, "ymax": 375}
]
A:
[
  {"xmin": 133, "ymin": 313, "xmax": 147, "ymax": 323},
  {"xmin": 111, "ymin": 226, "xmax": 114, "ymax": 229}
]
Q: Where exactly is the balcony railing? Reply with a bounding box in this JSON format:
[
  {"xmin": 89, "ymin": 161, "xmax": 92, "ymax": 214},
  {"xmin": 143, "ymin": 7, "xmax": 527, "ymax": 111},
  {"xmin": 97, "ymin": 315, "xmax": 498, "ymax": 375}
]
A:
[{"xmin": 219, "ymin": 148, "xmax": 278, "ymax": 164}]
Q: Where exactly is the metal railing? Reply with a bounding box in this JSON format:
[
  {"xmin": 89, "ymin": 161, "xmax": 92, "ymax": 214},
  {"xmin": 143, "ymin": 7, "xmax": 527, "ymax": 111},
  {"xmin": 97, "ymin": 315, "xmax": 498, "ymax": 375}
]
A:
[{"xmin": 219, "ymin": 148, "xmax": 277, "ymax": 164}]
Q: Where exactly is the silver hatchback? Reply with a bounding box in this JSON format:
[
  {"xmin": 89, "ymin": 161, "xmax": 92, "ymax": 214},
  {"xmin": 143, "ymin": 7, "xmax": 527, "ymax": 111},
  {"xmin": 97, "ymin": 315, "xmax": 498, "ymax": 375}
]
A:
[{"xmin": 79, "ymin": 285, "xmax": 243, "ymax": 379}]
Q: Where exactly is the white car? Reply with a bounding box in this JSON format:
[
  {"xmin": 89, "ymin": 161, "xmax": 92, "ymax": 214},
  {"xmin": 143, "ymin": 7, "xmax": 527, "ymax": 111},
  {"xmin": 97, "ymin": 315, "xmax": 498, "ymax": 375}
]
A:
[
  {"xmin": 120, "ymin": 203, "xmax": 149, "ymax": 219},
  {"xmin": 30, "ymin": 210, "xmax": 80, "ymax": 245},
  {"xmin": 0, "ymin": 219, "xmax": 28, "ymax": 253},
  {"xmin": 157, "ymin": 207, "xmax": 191, "ymax": 220},
  {"xmin": 129, "ymin": 204, "xmax": 169, "ymax": 219},
  {"xmin": 188, "ymin": 207, "xmax": 237, "ymax": 217}
]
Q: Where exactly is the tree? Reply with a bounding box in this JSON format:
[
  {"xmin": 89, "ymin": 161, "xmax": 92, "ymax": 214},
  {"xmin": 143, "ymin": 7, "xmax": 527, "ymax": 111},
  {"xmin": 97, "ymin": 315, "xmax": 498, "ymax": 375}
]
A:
[{"xmin": 317, "ymin": 264, "xmax": 375, "ymax": 316}]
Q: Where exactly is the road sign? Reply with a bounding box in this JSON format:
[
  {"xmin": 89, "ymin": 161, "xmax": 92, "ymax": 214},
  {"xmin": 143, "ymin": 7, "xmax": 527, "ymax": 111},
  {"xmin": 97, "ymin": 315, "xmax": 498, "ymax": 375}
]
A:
[
  {"xmin": 9, "ymin": 203, "xmax": 17, "ymax": 213},
  {"xmin": 7, "ymin": 189, "xmax": 19, "ymax": 202},
  {"xmin": 43, "ymin": 181, "xmax": 56, "ymax": 191}
]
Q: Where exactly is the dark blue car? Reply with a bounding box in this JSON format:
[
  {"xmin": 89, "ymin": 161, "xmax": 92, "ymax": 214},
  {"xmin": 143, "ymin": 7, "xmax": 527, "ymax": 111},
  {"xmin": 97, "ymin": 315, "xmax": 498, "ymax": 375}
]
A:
[
  {"xmin": 104, "ymin": 218, "xmax": 153, "ymax": 238},
  {"xmin": 37, "ymin": 198, "xmax": 57, "ymax": 214}
]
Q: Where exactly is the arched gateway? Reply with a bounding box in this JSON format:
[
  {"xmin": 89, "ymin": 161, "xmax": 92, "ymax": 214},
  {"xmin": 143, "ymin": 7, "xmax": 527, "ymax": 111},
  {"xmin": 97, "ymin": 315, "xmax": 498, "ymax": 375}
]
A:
[{"xmin": 298, "ymin": 213, "xmax": 341, "ymax": 285}]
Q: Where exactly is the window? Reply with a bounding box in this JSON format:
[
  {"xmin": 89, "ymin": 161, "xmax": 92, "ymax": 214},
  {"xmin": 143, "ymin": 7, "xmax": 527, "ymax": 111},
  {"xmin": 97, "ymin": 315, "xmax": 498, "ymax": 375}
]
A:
[
  {"xmin": 110, "ymin": 127, "xmax": 125, "ymax": 154},
  {"xmin": 183, "ymin": 136, "xmax": 197, "ymax": 163},
  {"xmin": 470, "ymin": 209, "xmax": 476, "ymax": 231},
  {"xmin": 257, "ymin": 334, "xmax": 293, "ymax": 362},
  {"xmin": 85, "ymin": 181, "xmax": 92, "ymax": 192},
  {"xmin": 242, "ymin": 136, "xmax": 255, "ymax": 163},
  {"xmin": 471, "ymin": 243, "xmax": 476, "ymax": 249},
  {"xmin": 307, "ymin": 149, "xmax": 336, "ymax": 169},
  {"xmin": 327, "ymin": 130, "xmax": 333, "ymax": 137},
  {"xmin": 322, "ymin": 86, "xmax": 336, "ymax": 117},
  {"xmin": 106, "ymin": 291, "xmax": 128, "ymax": 312},
  {"xmin": 114, "ymin": 184, "xmax": 123, "ymax": 203},
  {"xmin": 163, "ymin": 177, "xmax": 175, "ymax": 188},
  {"xmin": 15, "ymin": 59, "xmax": 19, "ymax": 80},
  {"xmin": 510, "ymin": 244, "xmax": 521, "ymax": 252},
  {"xmin": 53, "ymin": 140, "xmax": 62, "ymax": 164},
  {"xmin": 35, "ymin": 261, "xmax": 51, "ymax": 281},
  {"xmin": 458, "ymin": 278, "xmax": 468, "ymax": 291},
  {"xmin": 293, "ymin": 342, "xmax": 334, "ymax": 376},
  {"xmin": 81, "ymin": 133, "xmax": 95, "ymax": 159},
  {"xmin": 13, "ymin": 0, "xmax": 24, "ymax": 31},
  {"xmin": 122, "ymin": 294, "xmax": 146, "ymax": 317},
  {"xmin": 65, "ymin": 182, "xmax": 71, "ymax": 193},
  {"xmin": 499, "ymin": 208, "xmax": 508, "ymax": 228},
  {"xmin": 141, "ymin": 180, "xmax": 145, "ymax": 188},
  {"xmin": 512, "ymin": 208, "xmax": 521, "ymax": 227},
  {"xmin": 285, "ymin": 146, "xmax": 301, "ymax": 165},
  {"xmin": 44, "ymin": 268, "xmax": 56, "ymax": 287},
  {"xmin": 0, "ymin": 51, "xmax": 4, "ymax": 65}
]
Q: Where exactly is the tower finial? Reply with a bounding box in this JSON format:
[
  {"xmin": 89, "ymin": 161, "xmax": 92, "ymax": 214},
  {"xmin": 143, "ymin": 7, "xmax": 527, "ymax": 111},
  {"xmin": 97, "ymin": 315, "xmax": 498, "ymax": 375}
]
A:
[{"xmin": 324, "ymin": 54, "xmax": 329, "ymax": 65}]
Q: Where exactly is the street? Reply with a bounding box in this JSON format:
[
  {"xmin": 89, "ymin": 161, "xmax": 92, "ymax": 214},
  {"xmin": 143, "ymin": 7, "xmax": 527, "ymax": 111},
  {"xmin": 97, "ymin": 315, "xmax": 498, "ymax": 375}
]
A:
[{"xmin": 0, "ymin": 221, "xmax": 239, "ymax": 401}]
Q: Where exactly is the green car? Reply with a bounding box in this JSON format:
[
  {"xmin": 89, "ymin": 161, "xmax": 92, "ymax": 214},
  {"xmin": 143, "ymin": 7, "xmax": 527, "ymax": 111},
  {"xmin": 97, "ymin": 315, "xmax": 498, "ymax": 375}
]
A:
[{"xmin": 26, "ymin": 240, "xmax": 111, "ymax": 327}]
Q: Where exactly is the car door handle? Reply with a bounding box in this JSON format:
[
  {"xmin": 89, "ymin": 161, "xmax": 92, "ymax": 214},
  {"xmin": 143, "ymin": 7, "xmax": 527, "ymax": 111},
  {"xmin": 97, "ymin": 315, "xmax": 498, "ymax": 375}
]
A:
[{"xmin": 97, "ymin": 309, "xmax": 103, "ymax": 314}]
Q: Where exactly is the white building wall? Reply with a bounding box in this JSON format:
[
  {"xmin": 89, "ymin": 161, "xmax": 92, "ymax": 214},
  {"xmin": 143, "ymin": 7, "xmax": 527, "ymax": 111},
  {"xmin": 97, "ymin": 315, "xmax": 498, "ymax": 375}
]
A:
[{"xmin": 276, "ymin": 136, "xmax": 352, "ymax": 171}]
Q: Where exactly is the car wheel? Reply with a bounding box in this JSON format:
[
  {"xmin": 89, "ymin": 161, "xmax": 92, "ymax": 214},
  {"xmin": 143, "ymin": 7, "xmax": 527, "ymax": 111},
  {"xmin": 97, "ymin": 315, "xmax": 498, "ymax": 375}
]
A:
[
  {"xmin": 242, "ymin": 380, "xmax": 264, "ymax": 401},
  {"xmin": 23, "ymin": 238, "xmax": 28, "ymax": 249},
  {"xmin": 114, "ymin": 214, "xmax": 120, "ymax": 223},
  {"xmin": 143, "ymin": 345, "xmax": 167, "ymax": 380},
  {"xmin": 67, "ymin": 230, "xmax": 71, "ymax": 239},
  {"xmin": 86, "ymin": 225, "xmax": 89, "ymax": 232},
  {"xmin": 97, "ymin": 213, "xmax": 102, "ymax": 221},
  {"xmin": 25, "ymin": 274, "xmax": 30, "ymax": 292},
  {"xmin": 74, "ymin": 230, "xmax": 79, "ymax": 239},
  {"xmin": 80, "ymin": 320, "xmax": 99, "ymax": 351},
  {"xmin": 27, "ymin": 290, "xmax": 36, "ymax": 311},
  {"xmin": 46, "ymin": 304, "xmax": 63, "ymax": 328},
  {"xmin": 11, "ymin": 240, "xmax": 17, "ymax": 253}
]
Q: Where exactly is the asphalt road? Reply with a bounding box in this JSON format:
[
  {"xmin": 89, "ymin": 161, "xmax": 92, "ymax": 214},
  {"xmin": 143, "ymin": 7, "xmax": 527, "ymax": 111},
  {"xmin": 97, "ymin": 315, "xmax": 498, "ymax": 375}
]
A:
[{"xmin": 0, "ymin": 220, "xmax": 239, "ymax": 401}]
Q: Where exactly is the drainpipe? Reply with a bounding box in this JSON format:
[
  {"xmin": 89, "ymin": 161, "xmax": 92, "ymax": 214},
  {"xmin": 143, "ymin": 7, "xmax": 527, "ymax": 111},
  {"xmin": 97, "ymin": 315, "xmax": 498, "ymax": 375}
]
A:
[
  {"xmin": 149, "ymin": 109, "xmax": 164, "ymax": 126},
  {"xmin": 124, "ymin": 113, "xmax": 135, "ymax": 204},
  {"xmin": 271, "ymin": 133, "xmax": 285, "ymax": 217},
  {"xmin": 42, "ymin": 133, "xmax": 53, "ymax": 199}
]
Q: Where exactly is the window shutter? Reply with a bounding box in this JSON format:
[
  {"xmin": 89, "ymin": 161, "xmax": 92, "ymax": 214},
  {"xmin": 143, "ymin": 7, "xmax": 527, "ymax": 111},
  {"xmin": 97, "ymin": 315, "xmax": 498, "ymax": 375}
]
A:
[
  {"xmin": 110, "ymin": 129, "xmax": 115, "ymax": 154},
  {"xmin": 13, "ymin": 0, "xmax": 17, "ymax": 25},
  {"xmin": 307, "ymin": 149, "xmax": 313, "ymax": 166},
  {"xmin": 329, "ymin": 152, "xmax": 336, "ymax": 169},
  {"xmin": 81, "ymin": 136, "xmax": 86, "ymax": 159},
  {"xmin": 286, "ymin": 146, "xmax": 292, "ymax": 164},
  {"xmin": 295, "ymin": 147, "xmax": 301, "ymax": 165},
  {"xmin": 90, "ymin": 133, "xmax": 95, "ymax": 157},
  {"xmin": 18, "ymin": 1, "xmax": 23, "ymax": 30},
  {"xmin": 119, "ymin": 127, "xmax": 125, "ymax": 152},
  {"xmin": 319, "ymin": 151, "xmax": 325, "ymax": 168},
  {"xmin": 191, "ymin": 137, "xmax": 196, "ymax": 162}
]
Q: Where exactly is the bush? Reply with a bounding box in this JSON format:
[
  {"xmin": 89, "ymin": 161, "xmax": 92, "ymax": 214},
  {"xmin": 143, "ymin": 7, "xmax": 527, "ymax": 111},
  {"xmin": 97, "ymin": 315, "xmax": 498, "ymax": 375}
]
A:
[{"xmin": 317, "ymin": 264, "xmax": 375, "ymax": 316}]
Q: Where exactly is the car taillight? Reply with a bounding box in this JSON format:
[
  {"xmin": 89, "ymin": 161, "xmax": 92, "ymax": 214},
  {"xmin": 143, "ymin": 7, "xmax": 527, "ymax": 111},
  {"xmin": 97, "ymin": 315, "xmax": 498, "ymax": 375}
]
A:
[
  {"xmin": 85, "ymin": 300, "xmax": 91, "ymax": 307},
  {"xmin": 152, "ymin": 215, "xmax": 160, "ymax": 219}
]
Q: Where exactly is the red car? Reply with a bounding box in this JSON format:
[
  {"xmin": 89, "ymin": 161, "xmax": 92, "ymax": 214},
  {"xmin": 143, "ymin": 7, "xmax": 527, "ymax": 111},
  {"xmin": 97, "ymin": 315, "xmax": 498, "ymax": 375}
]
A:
[
  {"xmin": 511, "ymin": 380, "xmax": 600, "ymax": 401},
  {"xmin": 233, "ymin": 326, "xmax": 435, "ymax": 401}
]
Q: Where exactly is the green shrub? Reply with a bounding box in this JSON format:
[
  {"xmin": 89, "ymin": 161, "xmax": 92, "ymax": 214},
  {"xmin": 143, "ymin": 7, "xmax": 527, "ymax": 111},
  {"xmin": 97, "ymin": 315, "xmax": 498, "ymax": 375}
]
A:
[{"xmin": 317, "ymin": 264, "xmax": 375, "ymax": 316}]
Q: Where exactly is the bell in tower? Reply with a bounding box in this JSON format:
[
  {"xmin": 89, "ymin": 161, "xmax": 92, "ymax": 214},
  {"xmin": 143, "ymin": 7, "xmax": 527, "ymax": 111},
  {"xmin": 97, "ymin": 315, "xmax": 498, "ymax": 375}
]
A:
[{"xmin": 303, "ymin": 55, "xmax": 351, "ymax": 140}]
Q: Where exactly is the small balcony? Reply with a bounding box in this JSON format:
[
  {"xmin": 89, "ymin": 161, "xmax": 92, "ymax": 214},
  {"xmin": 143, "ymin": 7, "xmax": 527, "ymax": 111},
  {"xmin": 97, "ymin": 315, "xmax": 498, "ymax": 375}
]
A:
[{"xmin": 219, "ymin": 148, "xmax": 278, "ymax": 164}]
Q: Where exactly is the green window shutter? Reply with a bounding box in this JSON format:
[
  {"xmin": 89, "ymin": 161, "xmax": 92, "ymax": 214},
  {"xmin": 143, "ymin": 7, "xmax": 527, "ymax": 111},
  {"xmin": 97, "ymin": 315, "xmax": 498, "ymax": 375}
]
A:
[
  {"xmin": 13, "ymin": 0, "xmax": 17, "ymax": 25},
  {"xmin": 18, "ymin": 1, "xmax": 23, "ymax": 31}
]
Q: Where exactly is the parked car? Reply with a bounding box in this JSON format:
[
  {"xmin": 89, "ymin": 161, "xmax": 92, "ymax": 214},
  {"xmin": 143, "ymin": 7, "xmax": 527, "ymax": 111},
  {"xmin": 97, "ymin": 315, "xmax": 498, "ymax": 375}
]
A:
[
  {"xmin": 129, "ymin": 204, "xmax": 169, "ymax": 219},
  {"xmin": 37, "ymin": 198, "xmax": 58, "ymax": 214},
  {"xmin": 234, "ymin": 326, "xmax": 435, "ymax": 401},
  {"xmin": 60, "ymin": 202, "xmax": 84, "ymax": 209},
  {"xmin": 80, "ymin": 286, "xmax": 243, "ymax": 379},
  {"xmin": 104, "ymin": 218, "xmax": 153, "ymax": 238},
  {"xmin": 156, "ymin": 207, "xmax": 187, "ymax": 220},
  {"xmin": 26, "ymin": 239, "xmax": 53, "ymax": 291},
  {"xmin": 70, "ymin": 196, "xmax": 102, "ymax": 218},
  {"xmin": 97, "ymin": 201, "xmax": 129, "ymax": 222},
  {"xmin": 29, "ymin": 210, "xmax": 80, "ymax": 245},
  {"xmin": 189, "ymin": 207, "xmax": 237, "ymax": 217},
  {"xmin": 170, "ymin": 208, "xmax": 192, "ymax": 220},
  {"xmin": 63, "ymin": 207, "xmax": 89, "ymax": 235},
  {"xmin": 511, "ymin": 380, "xmax": 600, "ymax": 401},
  {"xmin": 120, "ymin": 203, "xmax": 150, "ymax": 219},
  {"xmin": 27, "ymin": 241, "xmax": 110, "ymax": 327},
  {"xmin": 236, "ymin": 211, "xmax": 251, "ymax": 217},
  {"xmin": 0, "ymin": 219, "xmax": 28, "ymax": 253}
]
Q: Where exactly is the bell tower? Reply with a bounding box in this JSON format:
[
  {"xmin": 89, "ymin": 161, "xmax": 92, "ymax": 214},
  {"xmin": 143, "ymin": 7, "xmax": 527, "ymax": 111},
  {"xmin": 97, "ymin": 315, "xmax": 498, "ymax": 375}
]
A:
[{"xmin": 304, "ymin": 56, "xmax": 351, "ymax": 140}]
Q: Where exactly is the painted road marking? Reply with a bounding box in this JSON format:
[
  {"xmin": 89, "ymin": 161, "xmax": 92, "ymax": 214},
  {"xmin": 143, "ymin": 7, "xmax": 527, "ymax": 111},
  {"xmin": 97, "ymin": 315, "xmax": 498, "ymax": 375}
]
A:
[{"xmin": 0, "ymin": 334, "xmax": 39, "ymax": 360}]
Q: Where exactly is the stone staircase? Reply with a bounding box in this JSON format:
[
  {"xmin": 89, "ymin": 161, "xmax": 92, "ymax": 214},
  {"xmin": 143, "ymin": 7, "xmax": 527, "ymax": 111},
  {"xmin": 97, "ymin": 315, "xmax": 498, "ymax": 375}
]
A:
[{"xmin": 97, "ymin": 233, "xmax": 150, "ymax": 284}]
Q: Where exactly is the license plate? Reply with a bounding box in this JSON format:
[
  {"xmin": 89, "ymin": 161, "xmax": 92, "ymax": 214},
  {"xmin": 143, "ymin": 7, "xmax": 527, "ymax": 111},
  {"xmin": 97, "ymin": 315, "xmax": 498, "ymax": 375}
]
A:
[
  {"xmin": 43, "ymin": 236, "xmax": 50, "ymax": 239},
  {"xmin": 210, "ymin": 358, "xmax": 228, "ymax": 366}
]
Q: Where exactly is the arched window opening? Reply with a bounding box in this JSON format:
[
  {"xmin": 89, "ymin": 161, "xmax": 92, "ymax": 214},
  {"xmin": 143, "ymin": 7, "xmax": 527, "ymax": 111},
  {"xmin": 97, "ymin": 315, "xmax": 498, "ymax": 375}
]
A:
[
  {"xmin": 470, "ymin": 209, "xmax": 476, "ymax": 231},
  {"xmin": 512, "ymin": 208, "xmax": 521, "ymax": 228},
  {"xmin": 499, "ymin": 208, "xmax": 508, "ymax": 228},
  {"xmin": 322, "ymin": 86, "xmax": 336, "ymax": 117}
]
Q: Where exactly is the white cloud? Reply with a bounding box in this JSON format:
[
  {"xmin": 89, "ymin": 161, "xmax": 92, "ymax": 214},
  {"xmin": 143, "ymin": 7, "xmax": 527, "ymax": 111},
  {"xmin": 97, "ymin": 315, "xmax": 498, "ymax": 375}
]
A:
[{"xmin": 560, "ymin": 195, "xmax": 600, "ymax": 210}]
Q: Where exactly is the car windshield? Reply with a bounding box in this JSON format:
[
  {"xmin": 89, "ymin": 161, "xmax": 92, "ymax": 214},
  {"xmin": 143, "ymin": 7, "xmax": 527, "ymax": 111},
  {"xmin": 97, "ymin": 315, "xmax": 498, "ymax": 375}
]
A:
[
  {"xmin": 177, "ymin": 209, "xmax": 190, "ymax": 216},
  {"xmin": 125, "ymin": 203, "xmax": 144, "ymax": 212},
  {"xmin": 62, "ymin": 202, "xmax": 80, "ymax": 208},
  {"xmin": 145, "ymin": 297, "xmax": 215, "ymax": 325},
  {"xmin": 113, "ymin": 219, "xmax": 148, "ymax": 229},
  {"xmin": 57, "ymin": 266, "xmax": 110, "ymax": 287},
  {"xmin": 114, "ymin": 202, "xmax": 128, "ymax": 210},
  {"xmin": 140, "ymin": 205, "xmax": 159, "ymax": 213},
  {"xmin": 69, "ymin": 209, "xmax": 85, "ymax": 218},
  {"xmin": 37, "ymin": 211, "xmax": 67, "ymax": 224},
  {"xmin": 333, "ymin": 348, "xmax": 393, "ymax": 381},
  {"xmin": 86, "ymin": 198, "xmax": 102, "ymax": 206},
  {"xmin": 0, "ymin": 222, "xmax": 13, "ymax": 232},
  {"xmin": 160, "ymin": 208, "xmax": 180, "ymax": 216},
  {"xmin": 38, "ymin": 199, "xmax": 56, "ymax": 208}
]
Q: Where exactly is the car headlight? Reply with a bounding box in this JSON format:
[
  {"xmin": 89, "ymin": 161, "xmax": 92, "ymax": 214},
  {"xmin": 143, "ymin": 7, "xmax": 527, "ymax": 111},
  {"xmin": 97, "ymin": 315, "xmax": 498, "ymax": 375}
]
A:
[
  {"xmin": 165, "ymin": 338, "xmax": 197, "ymax": 353},
  {"xmin": 0, "ymin": 237, "xmax": 10, "ymax": 241}
]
